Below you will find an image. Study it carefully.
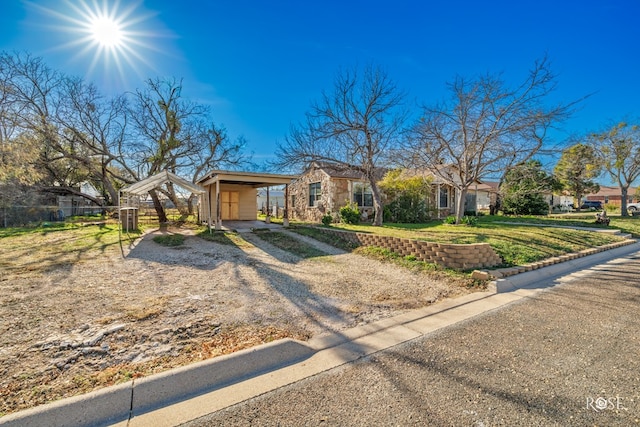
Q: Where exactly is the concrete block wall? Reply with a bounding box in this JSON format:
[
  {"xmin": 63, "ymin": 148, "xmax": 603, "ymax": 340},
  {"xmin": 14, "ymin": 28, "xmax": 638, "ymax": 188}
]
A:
[{"xmin": 312, "ymin": 227, "xmax": 502, "ymax": 270}]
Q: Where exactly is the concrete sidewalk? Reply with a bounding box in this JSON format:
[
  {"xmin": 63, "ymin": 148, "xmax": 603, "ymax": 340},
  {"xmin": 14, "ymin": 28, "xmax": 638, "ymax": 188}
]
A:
[{"xmin": 3, "ymin": 240, "xmax": 640, "ymax": 427}]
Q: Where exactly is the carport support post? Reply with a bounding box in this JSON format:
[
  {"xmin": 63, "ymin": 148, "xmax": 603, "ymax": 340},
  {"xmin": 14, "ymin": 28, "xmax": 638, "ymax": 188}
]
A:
[
  {"xmin": 215, "ymin": 180, "xmax": 221, "ymax": 230},
  {"xmin": 283, "ymin": 184, "xmax": 289, "ymax": 227},
  {"xmin": 265, "ymin": 186, "xmax": 271, "ymax": 224}
]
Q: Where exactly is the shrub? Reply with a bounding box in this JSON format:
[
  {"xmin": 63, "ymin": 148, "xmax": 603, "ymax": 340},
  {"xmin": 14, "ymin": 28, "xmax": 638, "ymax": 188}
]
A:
[
  {"xmin": 604, "ymin": 203, "xmax": 619, "ymax": 213},
  {"xmin": 443, "ymin": 215, "xmax": 457, "ymax": 224},
  {"xmin": 321, "ymin": 213, "xmax": 333, "ymax": 226},
  {"xmin": 339, "ymin": 202, "xmax": 360, "ymax": 224},
  {"xmin": 502, "ymin": 193, "xmax": 550, "ymax": 215},
  {"xmin": 461, "ymin": 215, "xmax": 478, "ymax": 226}
]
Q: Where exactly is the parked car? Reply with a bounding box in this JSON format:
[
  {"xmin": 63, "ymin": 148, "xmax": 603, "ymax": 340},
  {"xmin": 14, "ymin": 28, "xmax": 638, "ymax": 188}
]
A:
[
  {"xmin": 580, "ymin": 200, "xmax": 603, "ymax": 210},
  {"xmin": 628, "ymin": 202, "xmax": 640, "ymax": 213}
]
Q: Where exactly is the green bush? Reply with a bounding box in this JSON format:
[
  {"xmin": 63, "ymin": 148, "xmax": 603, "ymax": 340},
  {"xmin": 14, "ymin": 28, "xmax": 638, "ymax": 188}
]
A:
[
  {"xmin": 321, "ymin": 213, "xmax": 333, "ymax": 226},
  {"xmin": 461, "ymin": 215, "xmax": 478, "ymax": 226},
  {"xmin": 443, "ymin": 215, "xmax": 457, "ymax": 224},
  {"xmin": 502, "ymin": 193, "xmax": 550, "ymax": 215},
  {"xmin": 604, "ymin": 203, "xmax": 619, "ymax": 213},
  {"xmin": 383, "ymin": 196, "xmax": 432, "ymax": 223},
  {"xmin": 339, "ymin": 202, "xmax": 360, "ymax": 224}
]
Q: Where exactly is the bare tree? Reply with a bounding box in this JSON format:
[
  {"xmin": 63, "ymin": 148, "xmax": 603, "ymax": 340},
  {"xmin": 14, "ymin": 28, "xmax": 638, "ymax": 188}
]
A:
[
  {"xmin": 589, "ymin": 121, "xmax": 640, "ymax": 216},
  {"xmin": 125, "ymin": 78, "xmax": 245, "ymax": 221},
  {"xmin": 1, "ymin": 52, "xmax": 245, "ymax": 220},
  {"xmin": 54, "ymin": 77, "xmax": 129, "ymax": 205},
  {"xmin": 275, "ymin": 64, "xmax": 407, "ymax": 226},
  {"xmin": 405, "ymin": 56, "xmax": 576, "ymax": 223}
]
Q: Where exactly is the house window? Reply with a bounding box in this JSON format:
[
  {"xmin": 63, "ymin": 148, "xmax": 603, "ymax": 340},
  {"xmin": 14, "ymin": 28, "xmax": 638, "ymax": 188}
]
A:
[
  {"xmin": 309, "ymin": 182, "xmax": 321, "ymax": 206},
  {"xmin": 291, "ymin": 195, "xmax": 296, "ymax": 207},
  {"xmin": 439, "ymin": 186, "xmax": 449, "ymax": 209},
  {"xmin": 353, "ymin": 182, "xmax": 373, "ymax": 207}
]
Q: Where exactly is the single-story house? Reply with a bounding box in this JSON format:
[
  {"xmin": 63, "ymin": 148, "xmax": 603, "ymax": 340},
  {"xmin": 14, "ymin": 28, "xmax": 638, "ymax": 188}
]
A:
[
  {"xmin": 584, "ymin": 185, "xmax": 639, "ymax": 207},
  {"xmin": 197, "ymin": 170, "xmax": 298, "ymax": 229},
  {"xmin": 288, "ymin": 163, "xmax": 477, "ymax": 222},
  {"xmin": 287, "ymin": 162, "xmax": 387, "ymax": 222}
]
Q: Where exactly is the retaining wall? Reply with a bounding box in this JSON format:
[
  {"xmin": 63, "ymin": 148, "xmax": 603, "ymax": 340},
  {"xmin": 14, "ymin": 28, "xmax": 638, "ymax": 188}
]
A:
[{"xmin": 310, "ymin": 227, "xmax": 502, "ymax": 270}]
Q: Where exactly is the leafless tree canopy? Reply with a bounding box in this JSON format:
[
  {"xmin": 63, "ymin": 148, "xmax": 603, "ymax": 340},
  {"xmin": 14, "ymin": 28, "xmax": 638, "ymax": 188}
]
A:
[
  {"xmin": 275, "ymin": 64, "xmax": 407, "ymax": 225},
  {"xmin": 405, "ymin": 56, "xmax": 577, "ymax": 222},
  {"xmin": 0, "ymin": 52, "xmax": 246, "ymax": 220}
]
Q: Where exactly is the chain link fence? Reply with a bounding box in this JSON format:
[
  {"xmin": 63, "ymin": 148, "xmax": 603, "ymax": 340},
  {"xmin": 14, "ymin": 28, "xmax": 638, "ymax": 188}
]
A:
[{"xmin": 1, "ymin": 205, "xmax": 112, "ymax": 228}]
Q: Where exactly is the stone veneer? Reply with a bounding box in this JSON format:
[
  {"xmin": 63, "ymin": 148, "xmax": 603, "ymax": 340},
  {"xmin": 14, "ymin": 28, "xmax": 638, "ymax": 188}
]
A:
[{"xmin": 310, "ymin": 227, "xmax": 502, "ymax": 270}]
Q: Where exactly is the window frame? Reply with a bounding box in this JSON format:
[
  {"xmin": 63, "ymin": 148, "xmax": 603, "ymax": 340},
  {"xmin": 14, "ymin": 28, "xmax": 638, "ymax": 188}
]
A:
[
  {"xmin": 352, "ymin": 182, "xmax": 373, "ymax": 207},
  {"xmin": 439, "ymin": 186, "xmax": 450, "ymax": 209},
  {"xmin": 308, "ymin": 182, "xmax": 321, "ymax": 207}
]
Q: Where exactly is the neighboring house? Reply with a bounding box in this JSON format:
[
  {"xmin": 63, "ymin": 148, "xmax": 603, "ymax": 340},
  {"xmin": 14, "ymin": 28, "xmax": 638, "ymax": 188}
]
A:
[
  {"xmin": 584, "ymin": 185, "xmax": 639, "ymax": 207},
  {"xmin": 56, "ymin": 181, "xmax": 104, "ymax": 216},
  {"xmin": 467, "ymin": 181, "xmax": 498, "ymax": 211},
  {"xmin": 288, "ymin": 162, "xmax": 384, "ymax": 222}
]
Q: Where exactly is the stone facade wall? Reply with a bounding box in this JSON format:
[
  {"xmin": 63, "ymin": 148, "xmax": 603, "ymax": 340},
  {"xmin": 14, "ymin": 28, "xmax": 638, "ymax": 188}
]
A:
[
  {"xmin": 289, "ymin": 169, "xmax": 354, "ymax": 222},
  {"xmin": 310, "ymin": 227, "xmax": 502, "ymax": 270}
]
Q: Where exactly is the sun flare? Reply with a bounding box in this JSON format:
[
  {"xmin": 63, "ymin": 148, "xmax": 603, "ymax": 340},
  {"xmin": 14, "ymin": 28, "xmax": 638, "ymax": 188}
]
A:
[
  {"xmin": 28, "ymin": 0, "xmax": 164, "ymax": 90},
  {"xmin": 90, "ymin": 16, "xmax": 123, "ymax": 48}
]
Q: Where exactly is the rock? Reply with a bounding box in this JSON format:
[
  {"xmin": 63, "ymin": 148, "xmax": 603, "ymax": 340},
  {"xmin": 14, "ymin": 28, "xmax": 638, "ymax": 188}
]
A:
[
  {"xmin": 471, "ymin": 270, "xmax": 491, "ymax": 281},
  {"xmin": 82, "ymin": 323, "xmax": 126, "ymax": 347}
]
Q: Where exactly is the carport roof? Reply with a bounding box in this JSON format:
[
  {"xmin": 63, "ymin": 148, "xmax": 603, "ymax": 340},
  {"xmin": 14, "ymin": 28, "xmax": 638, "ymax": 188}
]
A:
[
  {"xmin": 198, "ymin": 170, "xmax": 299, "ymax": 187},
  {"xmin": 121, "ymin": 170, "xmax": 206, "ymax": 196}
]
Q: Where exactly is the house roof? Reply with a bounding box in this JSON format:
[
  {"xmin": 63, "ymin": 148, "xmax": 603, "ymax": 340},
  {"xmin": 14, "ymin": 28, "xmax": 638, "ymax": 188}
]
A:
[
  {"xmin": 311, "ymin": 161, "xmax": 386, "ymax": 181},
  {"xmin": 198, "ymin": 170, "xmax": 299, "ymax": 188},
  {"xmin": 399, "ymin": 167, "xmax": 488, "ymax": 187},
  {"xmin": 121, "ymin": 170, "xmax": 206, "ymax": 196},
  {"xmin": 588, "ymin": 186, "xmax": 626, "ymax": 197}
]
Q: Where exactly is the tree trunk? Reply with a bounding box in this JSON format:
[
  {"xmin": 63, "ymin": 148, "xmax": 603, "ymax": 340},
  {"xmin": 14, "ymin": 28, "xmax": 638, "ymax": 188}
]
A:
[
  {"xmin": 369, "ymin": 179, "xmax": 384, "ymax": 226},
  {"xmin": 620, "ymin": 185, "xmax": 629, "ymax": 216},
  {"xmin": 455, "ymin": 187, "xmax": 467, "ymax": 224},
  {"xmin": 575, "ymin": 192, "xmax": 583, "ymax": 212},
  {"xmin": 149, "ymin": 189, "xmax": 168, "ymax": 223}
]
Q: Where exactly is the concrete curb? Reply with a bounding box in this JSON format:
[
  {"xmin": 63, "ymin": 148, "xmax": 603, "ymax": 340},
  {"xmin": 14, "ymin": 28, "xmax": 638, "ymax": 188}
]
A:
[
  {"xmin": 495, "ymin": 240, "xmax": 640, "ymax": 292},
  {"xmin": 3, "ymin": 240, "xmax": 640, "ymax": 427},
  {"xmin": 0, "ymin": 339, "xmax": 314, "ymax": 427},
  {"xmin": 0, "ymin": 381, "xmax": 132, "ymax": 427}
]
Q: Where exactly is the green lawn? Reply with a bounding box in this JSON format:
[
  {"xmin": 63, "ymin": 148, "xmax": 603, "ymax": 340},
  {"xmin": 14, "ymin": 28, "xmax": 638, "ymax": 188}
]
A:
[
  {"xmin": 301, "ymin": 214, "xmax": 635, "ymax": 266},
  {"xmin": 1, "ymin": 213, "xmax": 635, "ymax": 271}
]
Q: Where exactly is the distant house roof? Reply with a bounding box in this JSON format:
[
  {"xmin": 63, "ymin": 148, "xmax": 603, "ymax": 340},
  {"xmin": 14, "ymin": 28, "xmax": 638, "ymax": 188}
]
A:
[
  {"xmin": 476, "ymin": 181, "xmax": 499, "ymax": 192},
  {"xmin": 587, "ymin": 186, "xmax": 626, "ymax": 198},
  {"xmin": 399, "ymin": 166, "xmax": 489, "ymax": 187}
]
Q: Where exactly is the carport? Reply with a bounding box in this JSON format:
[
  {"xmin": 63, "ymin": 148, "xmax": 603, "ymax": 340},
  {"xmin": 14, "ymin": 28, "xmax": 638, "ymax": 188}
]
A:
[
  {"xmin": 197, "ymin": 170, "xmax": 298, "ymax": 230},
  {"xmin": 119, "ymin": 170, "xmax": 210, "ymax": 230}
]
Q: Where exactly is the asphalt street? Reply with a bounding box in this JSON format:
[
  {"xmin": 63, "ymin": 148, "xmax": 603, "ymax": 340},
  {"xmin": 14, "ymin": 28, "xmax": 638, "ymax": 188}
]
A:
[{"xmin": 183, "ymin": 252, "xmax": 640, "ymax": 427}]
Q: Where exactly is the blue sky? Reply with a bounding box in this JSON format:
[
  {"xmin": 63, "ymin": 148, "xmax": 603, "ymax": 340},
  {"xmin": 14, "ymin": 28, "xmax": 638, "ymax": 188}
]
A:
[{"xmin": 1, "ymin": 0, "xmax": 639, "ymax": 169}]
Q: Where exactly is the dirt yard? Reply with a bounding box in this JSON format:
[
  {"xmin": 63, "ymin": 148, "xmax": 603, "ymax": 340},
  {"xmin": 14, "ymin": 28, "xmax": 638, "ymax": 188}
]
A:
[{"xmin": 0, "ymin": 224, "xmax": 480, "ymax": 415}]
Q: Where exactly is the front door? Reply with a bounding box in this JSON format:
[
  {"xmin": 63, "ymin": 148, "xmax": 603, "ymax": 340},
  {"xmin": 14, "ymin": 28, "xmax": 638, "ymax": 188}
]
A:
[{"xmin": 221, "ymin": 191, "xmax": 239, "ymax": 220}]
